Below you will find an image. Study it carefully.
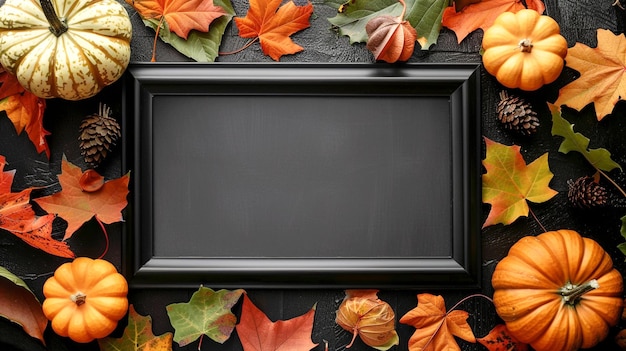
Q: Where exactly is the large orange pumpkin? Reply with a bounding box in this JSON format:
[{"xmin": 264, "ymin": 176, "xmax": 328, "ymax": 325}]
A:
[
  {"xmin": 492, "ymin": 230, "xmax": 624, "ymax": 351},
  {"xmin": 42, "ymin": 257, "xmax": 128, "ymax": 343},
  {"xmin": 481, "ymin": 9, "xmax": 567, "ymax": 91}
]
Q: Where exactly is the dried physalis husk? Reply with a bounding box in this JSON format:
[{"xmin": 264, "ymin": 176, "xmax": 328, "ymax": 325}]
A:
[
  {"xmin": 335, "ymin": 290, "xmax": 399, "ymax": 350},
  {"xmin": 365, "ymin": 0, "xmax": 416, "ymax": 63}
]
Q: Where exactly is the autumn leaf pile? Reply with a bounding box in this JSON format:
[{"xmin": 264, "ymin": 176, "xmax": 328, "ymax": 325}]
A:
[{"xmin": 94, "ymin": 288, "xmax": 525, "ymax": 351}]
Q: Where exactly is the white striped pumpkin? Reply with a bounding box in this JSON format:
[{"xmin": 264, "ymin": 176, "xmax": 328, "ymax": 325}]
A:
[{"xmin": 0, "ymin": 0, "xmax": 132, "ymax": 100}]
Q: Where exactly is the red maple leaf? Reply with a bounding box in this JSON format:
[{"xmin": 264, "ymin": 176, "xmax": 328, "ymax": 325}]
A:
[
  {"xmin": 0, "ymin": 189, "xmax": 72, "ymax": 258},
  {"xmin": 34, "ymin": 158, "xmax": 130, "ymax": 241},
  {"xmin": 0, "ymin": 157, "xmax": 72, "ymax": 258},
  {"xmin": 234, "ymin": 0, "xmax": 313, "ymax": 61},
  {"xmin": 236, "ymin": 294, "xmax": 318, "ymax": 351},
  {"xmin": 0, "ymin": 69, "xmax": 49, "ymax": 157}
]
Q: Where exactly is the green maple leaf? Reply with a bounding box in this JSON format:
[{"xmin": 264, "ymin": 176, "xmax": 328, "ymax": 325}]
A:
[
  {"xmin": 326, "ymin": 0, "xmax": 448, "ymax": 49},
  {"xmin": 482, "ymin": 137, "xmax": 557, "ymax": 228},
  {"xmin": 98, "ymin": 305, "xmax": 173, "ymax": 351},
  {"xmin": 550, "ymin": 103, "xmax": 622, "ymax": 173},
  {"xmin": 166, "ymin": 287, "xmax": 244, "ymax": 347},
  {"xmin": 140, "ymin": 0, "xmax": 235, "ymax": 62}
]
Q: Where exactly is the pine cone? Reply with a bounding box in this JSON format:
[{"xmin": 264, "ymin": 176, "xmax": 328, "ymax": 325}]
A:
[
  {"xmin": 78, "ymin": 104, "xmax": 121, "ymax": 167},
  {"xmin": 567, "ymin": 176, "xmax": 608, "ymax": 208},
  {"xmin": 496, "ymin": 90, "xmax": 540, "ymax": 135}
]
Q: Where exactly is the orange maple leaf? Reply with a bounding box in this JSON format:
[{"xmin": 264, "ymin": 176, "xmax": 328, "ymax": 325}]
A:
[
  {"xmin": 442, "ymin": 0, "xmax": 545, "ymax": 43},
  {"xmin": 34, "ymin": 158, "xmax": 130, "ymax": 241},
  {"xmin": 128, "ymin": 0, "xmax": 227, "ymax": 39},
  {"xmin": 235, "ymin": 294, "xmax": 318, "ymax": 351},
  {"xmin": 234, "ymin": 0, "xmax": 313, "ymax": 61},
  {"xmin": 399, "ymin": 293, "xmax": 476, "ymax": 351},
  {"xmin": 554, "ymin": 29, "xmax": 626, "ymax": 121},
  {"xmin": 482, "ymin": 137, "xmax": 557, "ymax": 228},
  {"xmin": 0, "ymin": 69, "xmax": 49, "ymax": 157}
]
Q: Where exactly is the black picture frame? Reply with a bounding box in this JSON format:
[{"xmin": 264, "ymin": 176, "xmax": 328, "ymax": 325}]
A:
[{"xmin": 122, "ymin": 63, "xmax": 481, "ymax": 288}]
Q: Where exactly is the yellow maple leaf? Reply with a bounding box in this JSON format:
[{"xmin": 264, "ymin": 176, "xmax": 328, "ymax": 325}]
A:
[
  {"xmin": 482, "ymin": 137, "xmax": 558, "ymax": 228},
  {"xmin": 554, "ymin": 29, "xmax": 626, "ymax": 120}
]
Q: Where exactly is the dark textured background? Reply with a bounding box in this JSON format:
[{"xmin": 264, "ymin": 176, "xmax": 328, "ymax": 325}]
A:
[{"xmin": 1, "ymin": 0, "xmax": 626, "ymax": 350}]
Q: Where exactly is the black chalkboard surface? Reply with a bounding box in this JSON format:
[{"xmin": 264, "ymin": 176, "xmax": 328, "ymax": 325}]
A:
[{"xmin": 124, "ymin": 63, "xmax": 481, "ymax": 288}]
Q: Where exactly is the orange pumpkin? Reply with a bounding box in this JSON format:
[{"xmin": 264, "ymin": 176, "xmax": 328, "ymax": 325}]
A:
[
  {"xmin": 481, "ymin": 9, "xmax": 567, "ymax": 91},
  {"xmin": 492, "ymin": 230, "xmax": 624, "ymax": 351},
  {"xmin": 42, "ymin": 257, "xmax": 128, "ymax": 343}
]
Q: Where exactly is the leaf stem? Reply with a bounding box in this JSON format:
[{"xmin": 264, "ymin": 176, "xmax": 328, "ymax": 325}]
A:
[
  {"xmin": 218, "ymin": 38, "xmax": 259, "ymax": 56},
  {"xmin": 151, "ymin": 16, "xmax": 166, "ymax": 62},
  {"xmin": 95, "ymin": 217, "xmax": 109, "ymax": 259},
  {"xmin": 597, "ymin": 169, "xmax": 626, "ymax": 198},
  {"xmin": 447, "ymin": 293, "xmax": 494, "ymax": 314},
  {"xmin": 528, "ymin": 207, "xmax": 547, "ymax": 233},
  {"xmin": 197, "ymin": 334, "xmax": 203, "ymax": 351}
]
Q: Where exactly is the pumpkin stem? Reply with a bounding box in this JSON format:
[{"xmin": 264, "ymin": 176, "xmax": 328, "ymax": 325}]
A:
[
  {"xmin": 518, "ymin": 39, "xmax": 533, "ymax": 53},
  {"xmin": 559, "ymin": 279, "xmax": 599, "ymax": 305},
  {"xmin": 39, "ymin": 0, "xmax": 68, "ymax": 37},
  {"xmin": 70, "ymin": 292, "xmax": 87, "ymax": 306}
]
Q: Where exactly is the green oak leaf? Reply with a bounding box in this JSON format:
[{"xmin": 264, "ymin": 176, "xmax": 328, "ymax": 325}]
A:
[
  {"xmin": 143, "ymin": 0, "xmax": 235, "ymax": 62},
  {"xmin": 405, "ymin": 0, "xmax": 449, "ymax": 49},
  {"xmin": 98, "ymin": 305, "xmax": 173, "ymax": 351},
  {"xmin": 325, "ymin": 0, "xmax": 448, "ymax": 49},
  {"xmin": 550, "ymin": 103, "xmax": 622, "ymax": 172},
  {"xmin": 166, "ymin": 287, "xmax": 244, "ymax": 347}
]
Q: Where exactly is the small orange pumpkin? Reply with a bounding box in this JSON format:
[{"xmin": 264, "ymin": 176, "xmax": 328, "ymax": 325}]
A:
[
  {"xmin": 42, "ymin": 257, "xmax": 128, "ymax": 343},
  {"xmin": 492, "ymin": 230, "xmax": 624, "ymax": 351},
  {"xmin": 481, "ymin": 9, "xmax": 568, "ymax": 91}
]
